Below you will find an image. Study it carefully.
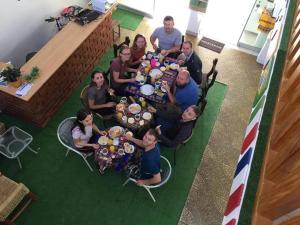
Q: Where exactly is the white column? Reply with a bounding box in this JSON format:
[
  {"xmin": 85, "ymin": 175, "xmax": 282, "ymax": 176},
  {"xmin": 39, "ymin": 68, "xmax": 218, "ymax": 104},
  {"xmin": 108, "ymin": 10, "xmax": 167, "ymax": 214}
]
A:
[{"xmin": 186, "ymin": 9, "xmax": 203, "ymax": 36}]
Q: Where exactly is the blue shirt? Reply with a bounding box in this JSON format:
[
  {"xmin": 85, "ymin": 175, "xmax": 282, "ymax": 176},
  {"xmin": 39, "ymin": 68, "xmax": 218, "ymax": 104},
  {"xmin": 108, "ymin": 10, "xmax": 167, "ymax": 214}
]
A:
[
  {"xmin": 175, "ymin": 78, "xmax": 199, "ymax": 112},
  {"xmin": 151, "ymin": 27, "xmax": 182, "ymax": 50},
  {"xmin": 140, "ymin": 144, "xmax": 161, "ymax": 179}
]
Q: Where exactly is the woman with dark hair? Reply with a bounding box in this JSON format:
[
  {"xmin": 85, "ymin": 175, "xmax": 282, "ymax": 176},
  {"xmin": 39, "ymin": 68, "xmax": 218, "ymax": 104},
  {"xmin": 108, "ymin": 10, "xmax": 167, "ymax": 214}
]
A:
[
  {"xmin": 72, "ymin": 108, "xmax": 106, "ymax": 152},
  {"xmin": 129, "ymin": 34, "xmax": 147, "ymax": 69},
  {"xmin": 110, "ymin": 45, "xmax": 137, "ymax": 96},
  {"xmin": 87, "ymin": 71, "xmax": 116, "ymax": 116}
]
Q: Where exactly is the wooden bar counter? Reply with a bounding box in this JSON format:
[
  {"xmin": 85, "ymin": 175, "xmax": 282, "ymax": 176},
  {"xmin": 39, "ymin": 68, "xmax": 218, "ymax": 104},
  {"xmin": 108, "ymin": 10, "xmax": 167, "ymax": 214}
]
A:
[{"xmin": 0, "ymin": 6, "xmax": 115, "ymax": 127}]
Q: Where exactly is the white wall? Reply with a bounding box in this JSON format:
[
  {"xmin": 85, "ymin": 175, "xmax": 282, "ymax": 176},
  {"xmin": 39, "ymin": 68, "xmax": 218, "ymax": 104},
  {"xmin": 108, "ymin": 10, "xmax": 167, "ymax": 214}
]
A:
[{"xmin": 0, "ymin": 0, "xmax": 88, "ymax": 67}]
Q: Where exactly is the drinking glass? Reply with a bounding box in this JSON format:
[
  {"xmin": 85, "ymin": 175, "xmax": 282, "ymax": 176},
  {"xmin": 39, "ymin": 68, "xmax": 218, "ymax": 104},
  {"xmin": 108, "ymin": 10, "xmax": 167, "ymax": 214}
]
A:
[
  {"xmin": 135, "ymin": 113, "xmax": 141, "ymax": 121},
  {"xmin": 120, "ymin": 97, "xmax": 127, "ymax": 104}
]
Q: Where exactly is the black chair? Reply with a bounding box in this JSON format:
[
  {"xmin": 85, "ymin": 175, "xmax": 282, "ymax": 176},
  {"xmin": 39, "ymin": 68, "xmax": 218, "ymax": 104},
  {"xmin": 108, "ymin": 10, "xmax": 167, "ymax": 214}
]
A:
[
  {"xmin": 25, "ymin": 52, "xmax": 37, "ymax": 62},
  {"xmin": 198, "ymin": 58, "xmax": 219, "ymax": 108},
  {"xmin": 113, "ymin": 36, "xmax": 130, "ymax": 57},
  {"xmin": 103, "ymin": 36, "xmax": 131, "ymax": 83}
]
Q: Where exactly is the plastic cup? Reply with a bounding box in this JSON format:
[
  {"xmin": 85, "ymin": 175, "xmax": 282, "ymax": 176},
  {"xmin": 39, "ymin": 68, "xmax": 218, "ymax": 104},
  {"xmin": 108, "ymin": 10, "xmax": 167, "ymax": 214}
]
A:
[{"xmin": 120, "ymin": 97, "xmax": 127, "ymax": 104}]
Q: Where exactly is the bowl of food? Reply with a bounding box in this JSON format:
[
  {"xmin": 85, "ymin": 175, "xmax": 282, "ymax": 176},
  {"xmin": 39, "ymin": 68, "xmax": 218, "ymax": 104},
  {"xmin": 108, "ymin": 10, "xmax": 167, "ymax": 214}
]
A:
[
  {"xmin": 149, "ymin": 68, "xmax": 163, "ymax": 79},
  {"xmin": 142, "ymin": 112, "xmax": 152, "ymax": 121},
  {"xmin": 98, "ymin": 136, "xmax": 108, "ymax": 145},
  {"xmin": 140, "ymin": 84, "xmax": 154, "ymax": 96},
  {"xmin": 108, "ymin": 126, "xmax": 124, "ymax": 139},
  {"xmin": 124, "ymin": 142, "xmax": 135, "ymax": 154},
  {"xmin": 128, "ymin": 103, "xmax": 141, "ymax": 114}
]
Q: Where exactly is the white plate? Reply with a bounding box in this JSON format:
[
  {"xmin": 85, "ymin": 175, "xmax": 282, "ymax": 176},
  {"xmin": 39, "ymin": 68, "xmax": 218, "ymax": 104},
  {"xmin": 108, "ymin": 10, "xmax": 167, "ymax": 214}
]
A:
[
  {"xmin": 149, "ymin": 68, "xmax": 163, "ymax": 78},
  {"xmin": 140, "ymin": 84, "xmax": 154, "ymax": 96},
  {"xmin": 108, "ymin": 126, "xmax": 124, "ymax": 138},
  {"xmin": 170, "ymin": 63, "xmax": 179, "ymax": 70},
  {"xmin": 135, "ymin": 75, "xmax": 145, "ymax": 82},
  {"xmin": 128, "ymin": 117, "xmax": 135, "ymax": 124},
  {"xmin": 142, "ymin": 112, "xmax": 152, "ymax": 120},
  {"xmin": 98, "ymin": 136, "xmax": 108, "ymax": 145},
  {"xmin": 124, "ymin": 143, "xmax": 135, "ymax": 154},
  {"xmin": 128, "ymin": 103, "xmax": 141, "ymax": 114}
]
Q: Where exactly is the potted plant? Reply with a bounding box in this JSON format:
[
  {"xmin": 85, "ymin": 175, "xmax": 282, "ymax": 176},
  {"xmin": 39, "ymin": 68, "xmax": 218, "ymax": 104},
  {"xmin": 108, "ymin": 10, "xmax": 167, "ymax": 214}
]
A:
[
  {"xmin": 1, "ymin": 67, "xmax": 22, "ymax": 87},
  {"xmin": 24, "ymin": 67, "xmax": 40, "ymax": 83}
]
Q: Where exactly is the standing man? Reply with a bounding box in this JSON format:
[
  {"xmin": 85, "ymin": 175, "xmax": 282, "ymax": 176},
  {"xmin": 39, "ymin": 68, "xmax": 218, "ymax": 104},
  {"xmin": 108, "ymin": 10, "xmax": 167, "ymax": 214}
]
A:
[
  {"xmin": 178, "ymin": 41, "xmax": 203, "ymax": 85},
  {"xmin": 150, "ymin": 16, "xmax": 182, "ymax": 57},
  {"xmin": 162, "ymin": 69, "xmax": 199, "ymax": 112}
]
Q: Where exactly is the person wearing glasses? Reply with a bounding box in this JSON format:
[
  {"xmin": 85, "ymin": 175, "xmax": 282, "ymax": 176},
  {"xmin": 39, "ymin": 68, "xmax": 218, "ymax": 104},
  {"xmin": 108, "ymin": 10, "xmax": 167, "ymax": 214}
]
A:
[
  {"xmin": 150, "ymin": 16, "xmax": 182, "ymax": 57},
  {"xmin": 87, "ymin": 71, "xmax": 116, "ymax": 116},
  {"xmin": 128, "ymin": 34, "xmax": 147, "ymax": 69},
  {"xmin": 110, "ymin": 45, "xmax": 137, "ymax": 96},
  {"xmin": 72, "ymin": 108, "xmax": 106, "ymax": 153}
]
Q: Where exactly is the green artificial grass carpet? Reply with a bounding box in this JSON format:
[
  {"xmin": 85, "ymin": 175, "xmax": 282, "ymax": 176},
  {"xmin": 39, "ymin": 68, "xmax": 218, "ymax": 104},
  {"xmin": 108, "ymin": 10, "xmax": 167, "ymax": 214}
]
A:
[
  {"xmin": 112, "ymin": 8, "xmax": 143, "ymax": 31},
  {"xmin": 0, "ymin": 49, "xmax": 227, "ymax": 225}
]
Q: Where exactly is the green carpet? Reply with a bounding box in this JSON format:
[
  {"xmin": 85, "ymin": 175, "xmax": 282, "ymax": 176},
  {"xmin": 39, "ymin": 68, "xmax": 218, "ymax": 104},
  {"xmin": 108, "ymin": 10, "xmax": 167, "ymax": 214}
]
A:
[
  {"xmin": 0, "ymin": 49, "xmax": 227, "ymax": 225},
  {"xmin": 112, "ymin": 8, "xmax": 143, "ymax": 31}
]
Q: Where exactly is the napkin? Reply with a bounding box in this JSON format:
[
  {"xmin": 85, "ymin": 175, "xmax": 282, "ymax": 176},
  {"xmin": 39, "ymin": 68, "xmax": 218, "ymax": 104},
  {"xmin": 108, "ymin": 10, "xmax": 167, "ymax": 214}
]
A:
[{"xmin": 16, "ymin": 83, "xmax": 32, "ymax": 96}]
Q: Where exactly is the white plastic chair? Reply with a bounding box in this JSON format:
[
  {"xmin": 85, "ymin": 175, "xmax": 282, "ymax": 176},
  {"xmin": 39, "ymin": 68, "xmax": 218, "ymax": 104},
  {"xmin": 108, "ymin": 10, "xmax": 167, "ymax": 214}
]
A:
[
  {"xmin": 123, "ymin": 155, "xmax": 172, "ymax": 202},
  {"xmin": 0, "ymin": 126, "xmax": 38, "ymax": 169},
  {"xmin": 57, "ymin": 117, "xmax": 94, "ymax": 172}
]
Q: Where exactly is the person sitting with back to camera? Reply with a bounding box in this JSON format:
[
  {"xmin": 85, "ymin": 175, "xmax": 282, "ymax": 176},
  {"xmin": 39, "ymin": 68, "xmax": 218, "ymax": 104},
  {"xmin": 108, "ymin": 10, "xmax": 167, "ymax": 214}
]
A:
[
  {"xmin": 87, "ymin": 71, "xmax": 116, "ymax": 116},
  {"xmin": 128, "ymin": 34, "xmax": 147, "ymax": 69},
  {"xmin": 162, "ymin": 69, "xmax": 199, "ymax": 112},
  {"xmin": 72, "ymin": 108, "xmax": 106, "ymax": 153},
  {"xmin": 150, "ymin": 16, "xmax": 182, "ymax": 58},
  {"xmin": 177, "ymin": 41, "xmax": 203, "ymax": 85},
  {"xmin": 125, "ymin": 128, "xmax": 161, "ymax": 186},
  {"xmin": 148, "ymin": 105, "xmax": 200, "ymax": 148},
  {"xmin": 110, "ymin": 45, "xmax": 137, "ymax": 96}
]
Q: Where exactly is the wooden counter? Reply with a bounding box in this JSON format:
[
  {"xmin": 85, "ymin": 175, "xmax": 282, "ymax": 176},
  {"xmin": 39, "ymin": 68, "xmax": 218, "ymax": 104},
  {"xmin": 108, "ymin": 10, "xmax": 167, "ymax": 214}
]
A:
[{"xmin": 0, "ymin": 6, "xmax": 115, "ymax": 127}]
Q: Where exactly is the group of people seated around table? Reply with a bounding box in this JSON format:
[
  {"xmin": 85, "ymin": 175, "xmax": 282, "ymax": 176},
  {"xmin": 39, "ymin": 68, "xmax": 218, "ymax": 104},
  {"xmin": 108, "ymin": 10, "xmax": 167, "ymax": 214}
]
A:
[{"xmin": 70, "ymin": 15, "xmax": 206, "ymax": 185}]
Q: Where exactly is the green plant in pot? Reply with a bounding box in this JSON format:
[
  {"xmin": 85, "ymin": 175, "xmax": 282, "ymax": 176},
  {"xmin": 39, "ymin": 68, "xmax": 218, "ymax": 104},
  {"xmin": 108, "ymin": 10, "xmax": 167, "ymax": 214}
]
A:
[
  {"xmin": 24, "ymin": 66, "xmax": 40, "ymax": 83},
  {"xmin": 1, "ymin": 67, "xmax": 22, "ymax": 87}
]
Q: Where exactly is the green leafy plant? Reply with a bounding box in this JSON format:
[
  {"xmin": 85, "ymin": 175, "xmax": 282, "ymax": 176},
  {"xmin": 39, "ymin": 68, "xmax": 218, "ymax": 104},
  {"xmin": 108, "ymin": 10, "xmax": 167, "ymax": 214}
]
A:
[
  {"xmin": 24, "ymin": 66, "xmax": 40, "ymax": 82},
  {"xmin": 1, "ymin": 67, "xmax": 21, "ymax": 82}
]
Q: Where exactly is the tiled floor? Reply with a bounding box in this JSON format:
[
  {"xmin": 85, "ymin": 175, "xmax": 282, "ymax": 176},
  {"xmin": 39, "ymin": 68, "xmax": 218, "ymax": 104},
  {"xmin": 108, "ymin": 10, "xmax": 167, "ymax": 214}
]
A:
[{"xmin": 119, "ymin": 0, "xmax": 261, "ymax": 224}]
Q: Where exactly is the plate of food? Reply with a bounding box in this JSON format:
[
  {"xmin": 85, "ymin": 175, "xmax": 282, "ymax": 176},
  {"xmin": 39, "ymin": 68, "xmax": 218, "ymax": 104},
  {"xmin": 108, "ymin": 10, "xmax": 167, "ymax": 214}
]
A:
[
  {"xmin": 98, "ymin": 136, "xmax": 108, "ymax": 145},
  {"xmin": 108, "ymin": 126, "xmax": 124, "ymax": 139},
  {"xmin": 128, "ymin": 103, "xmax": 141, "ymax": 114},
  {"xmin": 118, "ymin": 148, "xmax": 125, "ymax": 156},
  {"xmin": 125, "ymin": 131, "xmax": 133, "ymax": 137},
  {"xmin": 124, "ymin": 142, "xmax": 135, "ymax": 154},
  {"xmin": 149, "ymin": 68, "xmax": 163, "ymax": 79},
  {"xmin": 142, "ymin": 112, "xmax": 152, "ymax": 120},
  {"xmin": 140, "ymin": 84, "xmax": 154, "ymax": 96},
  {"xmin": 128, "ymin": 117, "xmax": 135, "ymax": 124},
  {"xmin": 169, "ymin": 63, "xmax": 179, "ymax": 70},
  {"xmin": 135, "ymin": 74, "xmax": 145, "ymax": 82}
]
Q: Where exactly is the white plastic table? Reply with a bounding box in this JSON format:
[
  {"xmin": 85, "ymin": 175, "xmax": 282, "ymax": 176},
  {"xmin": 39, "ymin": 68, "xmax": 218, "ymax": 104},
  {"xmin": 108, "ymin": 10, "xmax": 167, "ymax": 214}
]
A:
[{"xmin": 0, "ymin": 126, "xmax": 38, "ymax": 168}]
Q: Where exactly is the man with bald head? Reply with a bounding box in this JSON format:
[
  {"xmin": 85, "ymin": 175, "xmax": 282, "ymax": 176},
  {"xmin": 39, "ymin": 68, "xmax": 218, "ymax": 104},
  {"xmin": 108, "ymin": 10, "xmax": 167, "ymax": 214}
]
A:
[{"xmin": 162, "ymin": 69, "xmax": 199, "ymax": 112}]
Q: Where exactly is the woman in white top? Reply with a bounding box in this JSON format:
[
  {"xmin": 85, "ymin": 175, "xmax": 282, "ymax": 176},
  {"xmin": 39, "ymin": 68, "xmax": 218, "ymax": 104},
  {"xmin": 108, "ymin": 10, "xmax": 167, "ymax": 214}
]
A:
[{"xmin": 72, "ymin": 108, "xmax": 105, "ymax": 152}]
